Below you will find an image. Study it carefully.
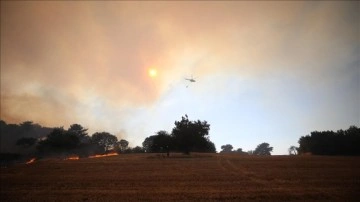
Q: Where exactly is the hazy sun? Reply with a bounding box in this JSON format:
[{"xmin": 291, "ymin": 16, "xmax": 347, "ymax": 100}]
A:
[{"xmin": 148, "ymin": 68, "xmax": 157, "ymax": 78}]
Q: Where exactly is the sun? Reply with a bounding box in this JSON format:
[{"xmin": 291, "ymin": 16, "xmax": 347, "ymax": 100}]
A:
[{"xmin": 148, "ymin": 68, "xmax": 157, "ymax": 78}]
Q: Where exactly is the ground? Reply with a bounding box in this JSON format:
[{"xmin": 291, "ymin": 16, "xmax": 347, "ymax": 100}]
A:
[{"xmin": 1, "ymin": 153, "xmax": 359, "ymax": 201}]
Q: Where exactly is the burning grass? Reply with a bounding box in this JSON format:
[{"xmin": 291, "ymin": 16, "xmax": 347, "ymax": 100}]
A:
[
  {"xmin": 88, "ymin": 151, "xmax": 118, "ymax": 158},
  {"xmin": 65, "ymin": 156, "xmax": 80, "ymax": 160},
  {"xmin": 24, "ymin": 152, "xmax": 119, "ymax": 163},
  {"xmin": 1, "ymin": 154, "xmax": 360, "ymax": 201},
  {"xmin": 25, "ymin": 158, "xmax": 36, "ymax": 164}
]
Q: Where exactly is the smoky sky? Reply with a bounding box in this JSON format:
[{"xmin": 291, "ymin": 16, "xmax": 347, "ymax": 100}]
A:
[{"xmin": 1, "ymin": 1, "xmax": 359, "ymax": 153}]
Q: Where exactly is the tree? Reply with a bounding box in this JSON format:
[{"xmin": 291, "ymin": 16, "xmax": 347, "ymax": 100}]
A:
[
  {"xmin": 298, "ymin": 135, "xmax": 312, "ymax": 154},
  {"xmin": 68, "ymin": 124, "xmax": 89, "ymax": 143},
  {"xmin": 297, "ymin": 126, "xmax": 360, "ymax": 155},
  {"xmin": 153, "ymin": 131, "xmax": 172, "ymax": 153},
  {"xmin": 204, "ymin": 140, "xmax": 217, "ymax": 153},
  {"xmin": 235, "ymin": 148, "xmax": 247, "ymax": 154},
  {"xmin": 37, "ymin": 127, "xmax": 80, "ymax": 154},
  {"xmin": 91, "ymin": 132, "xmax": 118, "ymax": 152},
  {"xmin": 131, "ymin": 146, "xmax": 145, "ymax": 153},
  {"xmin": 142, "ymin": 115, "xmax": 216, "ymax": 154},
  {"xmin": 142, "ymin": 131, "xmax": 172, "ymax": 153},
  {"xmin": 171, "ymin": 114, "xmax": 212, "ymax": 154},
  {"xmin": 142, "ymin": 135, "xmax": 156, "ymax": 153},
  {"xmin": 118, "ymin": 139, "xmax": 129, "ymax": 153},
  {"xmin": 19, "ymin": 121, "xmax": 35, "ymax": 135},
  {"xmin": 67, "ymin": 124, "xmax": 93, "ymax": 157},
  {"xmin": 221, "ymin": 144, "xmax": 233, "ymax": 153},
  {"xmin": 253, "ymin": 142, "xmax": 273, "ymax": 155},
  {"xmin": 288, "ymin": 145, "xmax": 298, "ymax": 155},
  {"xmin": 16, "ymin": 137, "xmax": 37, "ymax": 148},
  {"xmin": 0, "ymin": 120, "xmax": 53, "ymax": 154}
]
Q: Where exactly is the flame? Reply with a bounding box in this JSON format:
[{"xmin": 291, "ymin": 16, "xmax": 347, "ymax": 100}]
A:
[
  {"xmin": 26, "ymin": 158, "xmax": 36, "ymax": 164},
  {"xmin": 88, "ymin": 152, "xmax": 118, "ymax": 158},
  {"xmin": 66, "ymin": 156, "xmax": 80, "ymax": 160}
]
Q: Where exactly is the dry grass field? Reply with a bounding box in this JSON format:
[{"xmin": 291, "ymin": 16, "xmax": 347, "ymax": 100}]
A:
[{"xmin": 1, "ymin": 153, "xmax": 360, "ymax": 201}]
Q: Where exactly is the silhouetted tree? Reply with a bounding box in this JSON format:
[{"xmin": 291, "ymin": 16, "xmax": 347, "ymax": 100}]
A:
[
  {"xmin": 204, "ymin": 140, "xmax": 217, "ymax": 153},
  {"xmin": 297, "ymin": 135, "xmax": 311, "ymax": 154},
  {"xmin": 118, "ymin": 139, "xmax": 129, "ymax": 153},
  {"xmin": 68, "ymin": 124, "xmax": 90, "ymax": 144},
  {"xmin": 0, "ymin": 120, "xmax": 6, "ymax": 128},
  {"xmin": 65, "ymin": 124, "xmax": 94, "ymax": 157},
  {"xmin": 288, "ymin": 145, "xmax": 298, "ymax": 155},
  {"xmin": 37, "ymin": 127, "xmax": 80, "ymax": 154},
  {"xmin": 142, "ymin": 131, "xmax": 172, "ymax": 153},
  {"xmin": 154, "ymin": 131, "xmax": 172, "ymax": 153},
  {"xmin": 253, "ymin": 142, "xmax": 273, "ymax": 155},
  {"xmin": 171, "ymin": 114, "xmax": 213, "ymax": 154},
  {"xmin": 142, "ymin": 135, "xmax": 156, "ymax": 153},
  {"xmin": 298, "ymin": 126, "xmax": 360, "ymax": 155},
  {"xmin": 131, "ymin": 146, "xmax": 145, "ymax": 153},
  {"xmin": 91, "ymin": 132, "xmax": 118, "ymax": 152},
  {"xmin": 19, "ymin": 121, "xmax": 34, "ymax": 133},
  {"xmin": 221, "ymin": 144, "xmax": 233, "ymax": 153},
  {"xmin": 16, "ymin": 137, "xmax": 37, "ymax": 148},
  {"xmin": 1, "ymin": 120, "xmax": 51, "ymax": 153},
  {"xmin": 142, "ymin": 115, "xmax": 216, "ymax": 154}
]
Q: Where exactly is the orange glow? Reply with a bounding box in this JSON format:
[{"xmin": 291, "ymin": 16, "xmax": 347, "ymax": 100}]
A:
[
  {"xmin": 148, "ymin": 68, "xmax": 157, "ymax": 78},
  {"xmin": 88, "ymin": 152, "xmax": 119, "ymax": 158},
  {"xmin": 26, "ymin": 158, "xmax": 36, "ymax": 164},
  {"xmin": 66, "ymin": 156, "xmax": 80, "ymax": 160}
]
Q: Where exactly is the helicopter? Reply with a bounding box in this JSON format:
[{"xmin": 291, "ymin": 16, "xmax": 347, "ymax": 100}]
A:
[
  {"xmin": 185, "ymin": 75, "xmax": 196, "ymax": 82},
  {"xmin": 185, "ymin": 75, "xmax": 196, "ymax": 88}
]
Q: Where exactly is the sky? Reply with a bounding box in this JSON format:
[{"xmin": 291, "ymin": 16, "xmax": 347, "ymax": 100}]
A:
[{"xmin": 1, "ymin": 1, "xmax": 359, "ymax": 154}]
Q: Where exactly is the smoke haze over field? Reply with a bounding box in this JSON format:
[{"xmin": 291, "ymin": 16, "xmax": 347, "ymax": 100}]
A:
[{"xmin": 1, "ymin": 1, "xmax": 359, "ymax": 154}]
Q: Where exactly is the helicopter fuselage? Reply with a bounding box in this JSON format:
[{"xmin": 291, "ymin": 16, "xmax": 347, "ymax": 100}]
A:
[{"xmin": 186, "ymin": 79, "xmax": 196, "ymax": 82}]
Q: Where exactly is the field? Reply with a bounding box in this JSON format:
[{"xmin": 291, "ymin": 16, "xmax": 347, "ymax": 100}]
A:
[{"xmin": 1, "ymin": 153, "xmax": 360, "ymax": 201}]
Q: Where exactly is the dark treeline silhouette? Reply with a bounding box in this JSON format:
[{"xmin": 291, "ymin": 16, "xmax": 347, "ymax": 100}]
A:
[
  {"xmin": 142, "ymin": 115, "xmax": 216, "ymax": 155},
  {"xmin": 220, "ymin": 143, "xmax": 273, "ymax": 155},
  {"xmin": 0, "ymin": 114, "xmax": 216, "ymax": 164},
  {"xmin": 36, "ymin": 124, "xmax": 103, "ymax": 158},
  {"xmin": 298, "ymin": 126, "xmax": 360, "ymax": 155},
  {"xmin": 3, "ymin": 117, "xmax": 357, "ymax": 165},
  {"xmin": 0, "ymin": 120, "xmax": 136, "ymax": 165},
  {"xmin": 0, "ymin": 120, "xmax": 52, "ymax": 155}
]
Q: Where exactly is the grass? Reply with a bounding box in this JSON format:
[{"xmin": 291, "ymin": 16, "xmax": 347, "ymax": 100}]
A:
[{"xmin": 1, "ymin": 153, "xmax": 359, "ymax": 201}]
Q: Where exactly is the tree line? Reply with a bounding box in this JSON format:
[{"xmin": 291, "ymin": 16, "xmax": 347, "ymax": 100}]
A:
[
  {"xmin": 1, "ymin": 117, "xmax": 359, "ymax": 164},
  {"xmin": 219, "ymin": 143, "xmax": 273, "ymax": 155},
  {"xmin": 296, "ymin": 126, "xmax": 360, "ymax": 155},
  {"xmin": 0, "ymin": 121, "xmax": 131, "ymax": 157},
  {"xmin": 0, "ymin": 115, "xmax": 215, "ymax": 162},
  {"xmin": 218, "ymin": 126, "xmax": 359, "ymax": 156}
]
